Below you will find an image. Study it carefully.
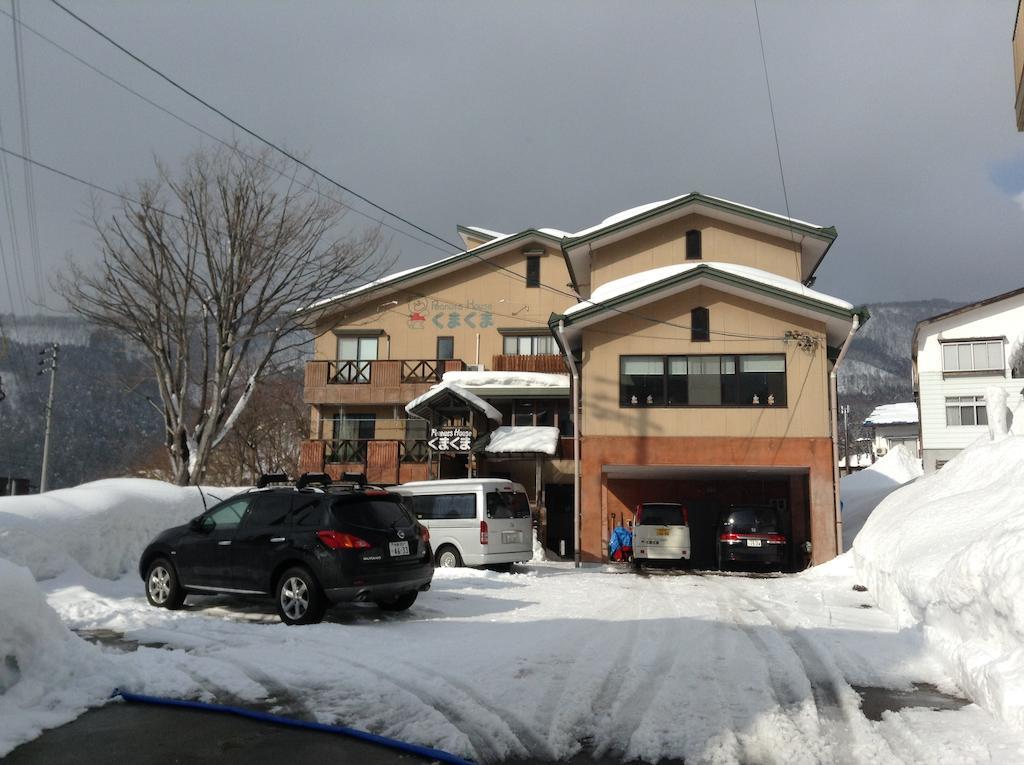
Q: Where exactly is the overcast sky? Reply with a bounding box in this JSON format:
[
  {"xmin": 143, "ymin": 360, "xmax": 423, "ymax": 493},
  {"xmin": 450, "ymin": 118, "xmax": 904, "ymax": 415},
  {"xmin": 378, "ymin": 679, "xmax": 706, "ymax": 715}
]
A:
[{"xmin": 0, "ymin": 0, "xmax": 1020, "ymax": 316}]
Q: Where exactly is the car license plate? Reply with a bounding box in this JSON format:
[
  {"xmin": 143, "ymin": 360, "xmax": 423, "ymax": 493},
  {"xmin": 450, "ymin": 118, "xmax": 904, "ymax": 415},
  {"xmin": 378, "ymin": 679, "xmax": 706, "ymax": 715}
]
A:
[
  {"xmin": 501, "ymin": 530, "xmax": 521, "ymax": 544},
  {"xmin": 656, "ymin": 528, "xmax": 670, "ymax": 536},
  {"xmin": 746, "ymin": 539, "xmax": 762, "ymax": 548},
  {"xmin": 389, "ymin": 541, "xmax": 410, "ymax": 557}
]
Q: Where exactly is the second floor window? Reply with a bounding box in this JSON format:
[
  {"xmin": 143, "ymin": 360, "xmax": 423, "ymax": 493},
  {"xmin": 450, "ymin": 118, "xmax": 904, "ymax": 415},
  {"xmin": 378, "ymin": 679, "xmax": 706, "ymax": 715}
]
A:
[
  {"xmin": 437, "ymin": 336, "xmax": 454, "ymax": 360},
  {"xmin": 620, "ymin": 354, "xmax": 787, "ymax": 408},
  {"xmin": 691, "ymin": 307, "xmax": 710, "ymax": 342},
  {"xmin": 504, "ymin": 334, "xmax": 556, "ymax": 355},
  {"xmin": 941, "ymin": 340, "xmax": 1004, "ymax": 374},
  {"xmin": 335, "ymin": 336, "xmax": 378, "ymax": 383}
]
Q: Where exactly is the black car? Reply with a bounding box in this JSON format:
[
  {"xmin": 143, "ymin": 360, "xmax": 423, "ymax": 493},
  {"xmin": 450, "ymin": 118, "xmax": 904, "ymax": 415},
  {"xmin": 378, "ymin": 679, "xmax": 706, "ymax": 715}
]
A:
[
  {"xmin": 139, "ymin": 475, "xmax": 433, "ymax": 625},
  {"xmin": 716, "ymin": 504, "xmax": 787, "ymax": 571}
]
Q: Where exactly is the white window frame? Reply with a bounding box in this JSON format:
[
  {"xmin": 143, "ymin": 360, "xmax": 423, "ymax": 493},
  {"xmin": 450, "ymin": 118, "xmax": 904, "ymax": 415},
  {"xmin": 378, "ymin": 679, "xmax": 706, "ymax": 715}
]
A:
[{"xmin": 940, "ymin": 339, "xmax": 1004, "ymax": 374}]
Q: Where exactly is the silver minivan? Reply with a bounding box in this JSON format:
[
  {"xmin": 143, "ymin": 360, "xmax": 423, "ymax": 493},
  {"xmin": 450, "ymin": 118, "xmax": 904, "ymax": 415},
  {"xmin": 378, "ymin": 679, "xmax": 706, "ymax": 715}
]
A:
[{"xmin": 391, "ymin": 479, "xmax": 533, "ymax": 568}]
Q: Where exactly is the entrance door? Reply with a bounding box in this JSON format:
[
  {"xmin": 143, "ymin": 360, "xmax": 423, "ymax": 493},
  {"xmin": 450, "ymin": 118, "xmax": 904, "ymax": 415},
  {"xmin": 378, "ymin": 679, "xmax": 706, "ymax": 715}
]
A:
[{"xmin": 544, "ymin": 484, "xmax": 574, "ymax": 558}]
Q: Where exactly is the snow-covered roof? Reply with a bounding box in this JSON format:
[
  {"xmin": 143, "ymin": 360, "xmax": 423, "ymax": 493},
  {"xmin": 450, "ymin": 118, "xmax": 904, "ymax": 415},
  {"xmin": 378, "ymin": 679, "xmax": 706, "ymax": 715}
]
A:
[
  {"xmin": 864, "ymin": 403, "xmax": 919, "ymax": 426},
  {"xmin": 563, "ymin": 262, "xmax": 854, "ymax": 317},
  {"xmin": 441, "ymin": 371, "xmax": 569, "ymax": 392},
  {"xmin": 462, "ymin": 225, "xmax": 506, "ymax": 241},
  {"xmin": 405, "ymin": 381, "xmax": 502, "ymax": 424},
  {"xmin": 484, "ymin": 426, "xmax": 560, "ymax": 455}
]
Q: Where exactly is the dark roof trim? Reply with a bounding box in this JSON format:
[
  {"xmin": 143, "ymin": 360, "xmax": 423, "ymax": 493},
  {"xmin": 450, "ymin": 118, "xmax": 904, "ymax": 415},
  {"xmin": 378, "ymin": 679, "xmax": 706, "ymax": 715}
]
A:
[
  {"xmin": 911, "ymin": 285, "xmax": 1024, "ymax": 360},
  {"xmin": 563, "ymin": 192, "xmax": 837, "ymax": 252},
  {"xmin": 549, "ymin": 264, "xmax": 856, "ymax": 330},
  {"xmin": 331, "ymin": 328, "xmax": 386, "ymax": 337}
]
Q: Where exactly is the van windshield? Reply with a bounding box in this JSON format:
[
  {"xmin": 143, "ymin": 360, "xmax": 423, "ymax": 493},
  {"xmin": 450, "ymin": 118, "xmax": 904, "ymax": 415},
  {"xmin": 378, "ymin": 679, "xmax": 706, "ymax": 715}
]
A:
[
  {"xmin": 486, "ymin": 491, "xmax": 531, "ymax": 519},
  {"xmin": 722, "ymin": 507, "xmax": 780, "ymax": 533},
  {"xmin": 637, "ymin": 505, "xmax": 684, "ymax": 526}
]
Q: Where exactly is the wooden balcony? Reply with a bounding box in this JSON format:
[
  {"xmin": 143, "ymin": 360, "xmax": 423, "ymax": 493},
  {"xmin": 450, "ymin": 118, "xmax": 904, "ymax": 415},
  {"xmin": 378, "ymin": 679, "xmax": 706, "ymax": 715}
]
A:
[
  {"xmin": 304, "ymin": 358, "xmax": 465, "ymax": 405},
  {"xmin": 297, "ymin": 439, "xmax": 432, "ymax": 485},
  {"xmin": 490, "ymin": 354, "xmax": 568, "ymax": 374},
  {"xmin": 1015, "ymin": 0, "xmax": 1024, "ymax": 130}
]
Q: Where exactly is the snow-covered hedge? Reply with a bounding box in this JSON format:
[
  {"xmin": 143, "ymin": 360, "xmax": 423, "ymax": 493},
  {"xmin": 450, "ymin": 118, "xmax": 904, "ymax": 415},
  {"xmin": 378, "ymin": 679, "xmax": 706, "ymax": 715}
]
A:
[
  {"xmin": 853, "ymin": 397, "xmax": 1024, "ymax": 729},
  {"xmin": 0, "ymin": 479, "xmax": 242, "ymax": 580}
]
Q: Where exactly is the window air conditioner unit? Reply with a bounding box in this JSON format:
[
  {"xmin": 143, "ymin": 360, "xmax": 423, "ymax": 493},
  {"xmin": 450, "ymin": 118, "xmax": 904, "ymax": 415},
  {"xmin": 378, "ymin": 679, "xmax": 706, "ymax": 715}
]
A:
[
  {"xmin": 466, "ymin": 364, "xmax": 485, "ymax": 372},
  {"xmin": 875, "ymin": 447, "xmax": 887, "ymax": 457}
]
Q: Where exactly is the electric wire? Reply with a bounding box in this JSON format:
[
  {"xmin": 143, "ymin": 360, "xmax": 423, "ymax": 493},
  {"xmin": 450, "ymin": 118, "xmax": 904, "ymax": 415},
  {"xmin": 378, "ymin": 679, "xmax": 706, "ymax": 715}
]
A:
[{"xmin": 40, "ymin": 0, "xmax": 804, "ymax": 343}]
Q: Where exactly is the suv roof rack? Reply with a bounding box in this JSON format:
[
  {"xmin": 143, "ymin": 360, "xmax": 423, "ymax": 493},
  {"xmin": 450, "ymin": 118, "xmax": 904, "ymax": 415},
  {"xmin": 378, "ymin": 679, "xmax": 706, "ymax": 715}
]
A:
[
  {"xmin": 256, "ymin": 472, "xmax": 291, "ymax": 489},
  {"xmin": 296, "ymin": 472, "xmax": 332, "ymax": 490}
]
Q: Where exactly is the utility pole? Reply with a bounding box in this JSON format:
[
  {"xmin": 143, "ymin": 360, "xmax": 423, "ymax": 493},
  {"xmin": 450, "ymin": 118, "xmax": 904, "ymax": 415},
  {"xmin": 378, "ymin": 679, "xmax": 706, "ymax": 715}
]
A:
[
  {"xmin": 839, "ymin": 403, "xmax": 851, "ymax": 476},
  {"xmin": 38, "ymin": 343, "xmax": 58, "ymax": 493}
]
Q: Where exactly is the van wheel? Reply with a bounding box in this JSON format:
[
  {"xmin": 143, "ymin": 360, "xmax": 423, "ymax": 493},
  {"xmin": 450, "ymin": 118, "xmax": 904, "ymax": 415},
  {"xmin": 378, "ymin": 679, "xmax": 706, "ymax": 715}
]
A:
[
  {"xmin": 435, "ymin": 545, "xmax": 463, "ymax": 568},
  {"xmin": 631, "ymin": 557, "xmax": 642, "ymax": 572}
]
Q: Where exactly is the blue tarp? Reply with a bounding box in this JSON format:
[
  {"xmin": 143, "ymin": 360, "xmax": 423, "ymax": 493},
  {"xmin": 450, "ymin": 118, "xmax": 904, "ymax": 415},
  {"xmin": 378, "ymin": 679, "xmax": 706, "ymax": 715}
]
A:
[{"xmin": 609, "ymin": 525, "xmax": 633, "ymax": 561}]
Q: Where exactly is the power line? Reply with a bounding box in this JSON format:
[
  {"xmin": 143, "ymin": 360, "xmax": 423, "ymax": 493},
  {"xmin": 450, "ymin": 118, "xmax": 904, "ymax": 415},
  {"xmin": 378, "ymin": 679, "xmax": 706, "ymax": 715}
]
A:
[{"xmin": 753, "ymin": 0, "xmax": 793, "ymax": 235}]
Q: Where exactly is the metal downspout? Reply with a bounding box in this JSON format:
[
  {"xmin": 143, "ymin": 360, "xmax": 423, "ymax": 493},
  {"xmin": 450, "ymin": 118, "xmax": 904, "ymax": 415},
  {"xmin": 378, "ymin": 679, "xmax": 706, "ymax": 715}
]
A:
[
  {"xmin": 557, "ymin": 319, "xmax": 582, "ymax": 568},
  {"xmin": 830, "ymin": 315, "xmax": 859, "ymax": 557}
]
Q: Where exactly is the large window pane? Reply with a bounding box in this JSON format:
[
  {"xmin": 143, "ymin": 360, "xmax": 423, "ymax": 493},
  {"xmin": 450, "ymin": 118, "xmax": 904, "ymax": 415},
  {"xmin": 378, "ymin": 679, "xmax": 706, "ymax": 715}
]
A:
[
  {"xmin": 984, "ymin": 342, "xmax": 1004, "ymax": 370},
  {"xmin": 503, "ymin": 336, "xmax": 517, "ymax": 354},
  {"xmin": 621, "ymin": 357, "xmax": 665, "ymax": 406},
  {"xmin": 667, "ymin": 357, "xmax": 688, "ymax": 405},
  {"xmin": 338, "ymin": 337, "xmax": 358, "ymax": 360},
  {"xmin": 945, "ymin": 402, "xmax": 960, "ymax": 426},
  {"xmin": 957, "ymin": 344, "xmax": 973, "ymax": 370},
  {"xmin": 741, "ymin": 355, "xmax": 785, "ymax": 373},
  {"xmin": 942, "ymin": 345, "xmax": 958, "ymax": 371},
  {"xmin": 688, "ymin": 356, "xmax": 721, "ymax": 405}
]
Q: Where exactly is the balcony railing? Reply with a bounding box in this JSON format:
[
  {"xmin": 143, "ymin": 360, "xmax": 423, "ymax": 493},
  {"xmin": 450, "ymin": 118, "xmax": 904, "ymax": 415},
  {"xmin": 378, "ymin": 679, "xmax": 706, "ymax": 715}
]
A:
[
  {"xmin": 304, "ymin": 358, "xmax": 466, "ymax": 405},
  {"xmin": 491, "ymin": 354, "xmax": 568, "ymax": 374}
]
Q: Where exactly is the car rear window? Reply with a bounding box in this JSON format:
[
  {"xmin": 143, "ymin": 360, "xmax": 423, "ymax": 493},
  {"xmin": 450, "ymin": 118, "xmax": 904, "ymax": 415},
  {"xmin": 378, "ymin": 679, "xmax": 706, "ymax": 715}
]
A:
[
  {"xmin": 332, "ymin": 498, "xmax": 414, "ymax": 529},
  {"xmin": 408, "ymin": 493, "xmax": 476, "ymax": 521},
  {"xmin": 637, "ymin": 505, "xmax": 685, "ymax": 526},
  {"xmin": 722, "ymin": 507, "xmax": 780, "ymax": 533},
  {"xmin": 486, "ymin": 491, "xmax": 531, "ymax": 519},
  {"xmin": 291, "ymin": 496, "xmax": 327, "ymax": 527}
]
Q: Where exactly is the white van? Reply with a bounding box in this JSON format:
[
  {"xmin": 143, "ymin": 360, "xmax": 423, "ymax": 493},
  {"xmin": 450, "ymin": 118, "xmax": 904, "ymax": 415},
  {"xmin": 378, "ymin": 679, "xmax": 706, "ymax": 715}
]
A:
[
  {"xmin": 632, "ymin": 502, "xmax": 691, "ymax": 569},
  {"xmin": 391, "ymin": 479, "xmax": 533, "ymax": 568}
]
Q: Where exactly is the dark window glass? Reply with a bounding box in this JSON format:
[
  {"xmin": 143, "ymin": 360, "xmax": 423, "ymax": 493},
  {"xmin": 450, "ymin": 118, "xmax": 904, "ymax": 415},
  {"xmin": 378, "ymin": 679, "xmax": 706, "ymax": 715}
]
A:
[
  {"xmin": 410, "ymin": 493, "xmax": 477, "ymax": 520},
  {"xmin": 437, "ymin": 336, "xmax": 454, "ymax": 360},
  {"xmin": 334, "ymin": 413, "xmax": 376, "ymax": 440},
  {"xmin": 242, "ymin": 494, "xmax": 292, "ymax": 528},
  {"xmin": 514, "ymin": 400, "xmax": 535, "ymax": 426},
  {"xmin": 333, "ymin": 498, "xmax": 414, "ymax": 528},
  {"xmin": 722, "ymin": 507, "xmax": 780, "ymax": 533},
  {"xmin": 666, "ymin": 358, "xmax": 688, "ymax": 405},
  {"xmin": 691, "ymin": 307, "xmax": 709, "ymax": 342},
  {"xmin": 637, "ymin": 504, "xmax": 685, "ymax": 526},
  {"xmin": 620, "ymin": 357, "xmax": 665, "ymax": 406},
  {"xmin": 291, "ymin": 497, "xmax": 326, "ymax": 526},
  {"xmin": 526, "ymin": 256, "xmax": 540, "ymax": 288},
  {"xmin": 555, "ymin": 399, "xmax": 573, "ymax": 436},
  {"xmin": 736, "ymin": 356, "xmax": 786, "ymax": 406},
  {"xmin": 688, "ymin": 356, "xmax": 722, "ymax": 405},
  {"xmin": 204, "ymin": 498, "xmax": 250, "ymax": 531},
  {"xmin": 685, "ymin": 229, "xmax": 701, "ymax": 260},
  {"xmin": 486, "ymin": 491, "xmax": 531, "ymax": 519}
]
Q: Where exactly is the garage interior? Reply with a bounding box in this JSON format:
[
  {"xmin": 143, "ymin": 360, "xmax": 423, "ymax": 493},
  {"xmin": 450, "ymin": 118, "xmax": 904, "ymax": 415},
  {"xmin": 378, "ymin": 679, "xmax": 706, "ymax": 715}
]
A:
[{"xmin": 602, "ymin": 465, "xmax": 811, "ymax": 571}]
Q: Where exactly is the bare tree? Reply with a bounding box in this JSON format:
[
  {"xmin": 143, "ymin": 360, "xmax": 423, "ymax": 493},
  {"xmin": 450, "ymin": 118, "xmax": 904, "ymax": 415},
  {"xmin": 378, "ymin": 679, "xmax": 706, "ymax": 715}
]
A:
[
  {"xmin": 59, "ymin": 144, "xmax": 386, "ymax": 485},
  {"xmin": 1010, "ymin": 338, "xmax": 1024, "ymax": 379}
]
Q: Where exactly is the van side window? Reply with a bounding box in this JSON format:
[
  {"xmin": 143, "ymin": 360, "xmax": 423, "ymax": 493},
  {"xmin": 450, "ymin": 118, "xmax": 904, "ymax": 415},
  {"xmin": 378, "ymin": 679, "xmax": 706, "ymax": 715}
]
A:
[
  {"xmin": 411, "ymin": 493, "xmax": 476, "ymax": 520},
  {"xmin": 486, "ymin": 491, "xmax": 531, "ymax": 519}
]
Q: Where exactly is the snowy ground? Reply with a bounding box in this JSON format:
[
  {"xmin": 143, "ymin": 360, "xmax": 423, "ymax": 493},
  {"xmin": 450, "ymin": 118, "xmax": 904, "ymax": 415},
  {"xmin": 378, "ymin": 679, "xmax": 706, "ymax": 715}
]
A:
[{"xmin": 5, "ymin": 431, "xmax": 1024, "ymax": 765}]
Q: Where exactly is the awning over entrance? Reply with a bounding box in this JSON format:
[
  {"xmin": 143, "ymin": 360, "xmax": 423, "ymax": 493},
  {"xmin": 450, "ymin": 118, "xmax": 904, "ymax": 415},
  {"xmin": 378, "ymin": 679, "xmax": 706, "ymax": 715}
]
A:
[
  {"xmin": 405, "ymin": 381, "xmax": 502, "ymax": 424},
  {"xmin": 484, "ymin": 426, "xmax": 560, "ymax": 456}
]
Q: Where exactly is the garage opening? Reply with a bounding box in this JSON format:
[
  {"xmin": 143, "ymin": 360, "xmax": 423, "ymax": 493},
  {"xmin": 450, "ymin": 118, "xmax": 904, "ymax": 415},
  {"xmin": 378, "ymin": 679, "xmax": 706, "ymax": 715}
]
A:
[{"xmin": 603, "ymin": 465, "xmax": 811, "ymax": 572}]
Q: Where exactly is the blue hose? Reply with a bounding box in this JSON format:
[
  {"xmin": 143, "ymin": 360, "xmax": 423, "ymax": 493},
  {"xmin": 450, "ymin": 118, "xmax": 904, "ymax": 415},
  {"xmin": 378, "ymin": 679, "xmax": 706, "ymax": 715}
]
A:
[{"xmin": 112, "ymin": 689, "xmax": 476, "ymax": 765}]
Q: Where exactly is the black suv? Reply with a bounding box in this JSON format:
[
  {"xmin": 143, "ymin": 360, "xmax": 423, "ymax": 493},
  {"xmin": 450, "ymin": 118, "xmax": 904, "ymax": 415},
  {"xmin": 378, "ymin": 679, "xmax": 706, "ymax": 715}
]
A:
[{"xmin": 139, "ymin": 474, "xmax": 433, "ymax": 625}]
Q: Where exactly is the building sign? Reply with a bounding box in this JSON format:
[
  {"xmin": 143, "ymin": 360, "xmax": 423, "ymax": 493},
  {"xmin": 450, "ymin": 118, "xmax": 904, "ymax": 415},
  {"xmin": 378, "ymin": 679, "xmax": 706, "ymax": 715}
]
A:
[
  {"xmin": 427, "ymin": 427, "xmax": 473, "ymax": 452},
  {"xmin": 408, "ymin": 298, "xmax": 493, "ymax": 330}
]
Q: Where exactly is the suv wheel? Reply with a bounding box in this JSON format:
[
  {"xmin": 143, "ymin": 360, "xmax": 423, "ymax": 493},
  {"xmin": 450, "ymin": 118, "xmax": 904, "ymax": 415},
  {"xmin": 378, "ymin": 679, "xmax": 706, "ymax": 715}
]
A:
[
  {"xmin": 146, "ymin": 558, "xmax": 186, "ymax": 609},
  {"xmin": 434, "ymin": 545, "xmax": 463, "ymax": 568},
  {"xmin": 276, "ymin": 567, "xmax": 326, "ymax": 625},
  {"xmin": 376, "ymin": 591, "xmax": 418, "ymax": 612}
]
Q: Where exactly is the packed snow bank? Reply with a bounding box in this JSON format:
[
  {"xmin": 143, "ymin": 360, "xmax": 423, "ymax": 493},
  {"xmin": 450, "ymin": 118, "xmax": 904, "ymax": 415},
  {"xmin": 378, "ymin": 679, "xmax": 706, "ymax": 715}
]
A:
[
  {"xmin": 0, "ymin": 479, "xmax": 241, "ymax": 580},
  {"xmin": 853, "ymin": 421, "xmax": 1024, "ymax": 729},
  {"xmin": 0, "ymin": 558, "xmax": 116, "ymax": 756},
  {"xmin": 840, "ymin": 444, "xmax": 922, "ymax": 548}
]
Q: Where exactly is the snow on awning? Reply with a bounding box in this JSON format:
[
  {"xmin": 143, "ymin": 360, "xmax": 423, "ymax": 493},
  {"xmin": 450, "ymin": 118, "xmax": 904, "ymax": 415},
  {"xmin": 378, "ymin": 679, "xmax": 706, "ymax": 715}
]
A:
[
  {"xmin": 441, "ymin": 371, "xmax": 569, "ymax": 393},
  {"xmin": 405, "ymin": 381, "xmax": 502, "ymax": 424},
  {"xmin": 484, "ymin": 426, "xmax": 560, "ymax": 456}
]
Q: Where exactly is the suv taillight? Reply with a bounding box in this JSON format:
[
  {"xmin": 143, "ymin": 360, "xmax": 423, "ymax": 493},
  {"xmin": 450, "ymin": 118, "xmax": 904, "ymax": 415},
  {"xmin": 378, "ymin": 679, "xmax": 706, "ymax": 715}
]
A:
[
  {"xmin": 765, "ymin": 534, "xmax": 786, "ymax": 545},
  {"xmin": 317, "ymin": 530, "xmax": 371, "ymax": 550},
  {"xmin": 419, "ymin": 525, "xmax": 430, "ymax": 543},
  {"xmin": 480, "ymin": 520, "xmax": 488, "ymax": 545}
]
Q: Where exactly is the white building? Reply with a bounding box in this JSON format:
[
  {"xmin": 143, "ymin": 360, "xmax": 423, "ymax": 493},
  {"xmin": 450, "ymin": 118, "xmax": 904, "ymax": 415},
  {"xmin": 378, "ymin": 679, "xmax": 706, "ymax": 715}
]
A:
[
  {"xmin": 912, "ymin": 287, "xmax": 1024, "ymax": 474},
  {"xmin": 863, "ymin": 402, "xmax": 920, "ymax": 459}
]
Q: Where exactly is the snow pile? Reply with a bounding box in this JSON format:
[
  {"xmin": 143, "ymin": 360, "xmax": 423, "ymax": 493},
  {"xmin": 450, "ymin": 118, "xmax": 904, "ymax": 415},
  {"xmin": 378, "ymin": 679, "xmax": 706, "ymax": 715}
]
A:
[
  {"xmin": 441, "ymin": 370, "xmax": 569, "ymax": 390},
  {"xmin": 0, "ymin": 479, "xmax": 237, "ymax": 580},
  {"xmin": 853, "ymin": 402, "xmax": 1024, "ymax": 729},
  {"xmin": 405, "ymin": 381, "xmax": 502, "ymax": 424},
  {"xmin": 484, "ymin": 426, "xmax": 560, "ymax": 455},
  {"xmin": 563, "ymin": 261, "xmax": 853, "ymax": 317},
  {"xmin": 0, "ymin": 558, "xmax": 115, "ymax": 756},
  {"xmin": 840, "ymin": 444, "xmax": 922, "ymax": 548}
]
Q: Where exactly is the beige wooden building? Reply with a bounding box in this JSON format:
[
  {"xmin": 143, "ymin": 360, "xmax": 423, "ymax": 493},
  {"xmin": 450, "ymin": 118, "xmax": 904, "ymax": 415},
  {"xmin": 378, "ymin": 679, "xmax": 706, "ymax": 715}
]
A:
[{"xmin": 297, "ymin": 193, "xmax": 865, "ymax": 566}]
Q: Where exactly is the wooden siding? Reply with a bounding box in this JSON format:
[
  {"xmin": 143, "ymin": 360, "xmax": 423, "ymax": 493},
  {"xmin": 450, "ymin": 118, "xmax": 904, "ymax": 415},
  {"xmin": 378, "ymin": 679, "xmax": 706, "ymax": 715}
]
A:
[
  {"xmin": 491, "ymin": 354, "xmax": 568, "ymax": 373},
  {"xmin": 367, "ymin": 441, "xmax": 400, "ymax": 485}
]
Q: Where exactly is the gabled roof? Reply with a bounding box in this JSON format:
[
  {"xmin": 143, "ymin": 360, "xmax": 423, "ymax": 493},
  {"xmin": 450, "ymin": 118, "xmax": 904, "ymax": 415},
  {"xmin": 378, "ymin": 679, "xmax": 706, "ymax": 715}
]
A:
[
  {"xmin": 550, "ymin": 262, "xmax": 862, "ymax": 348},
  {"xmin": 911, "ymin": 285, "xmax": 1024, "ymax": 359},
  {"xmin": 405, "ymin": 381, "xmax": 502, "ymax": 424},
  {"xmin": 297, "ymin": 228, "xmax": 568, "ymax": 324},
  {"xmin": 562, "ymin": 192, "xmax": 836, "ymax": 287}
]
